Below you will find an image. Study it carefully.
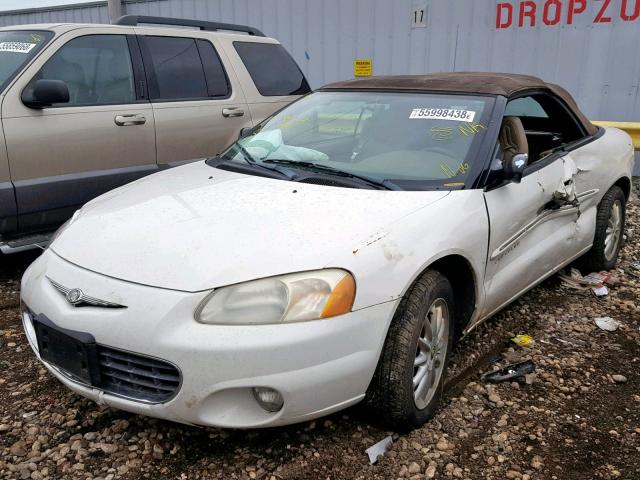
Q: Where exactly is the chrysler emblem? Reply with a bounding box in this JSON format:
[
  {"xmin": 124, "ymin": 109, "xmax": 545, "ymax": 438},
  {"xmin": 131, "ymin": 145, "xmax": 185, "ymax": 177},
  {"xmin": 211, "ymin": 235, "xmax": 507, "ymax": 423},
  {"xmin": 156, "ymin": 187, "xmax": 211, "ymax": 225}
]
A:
[
  {"xmin": 66, "ymin": 288, "xmax": 83, "ymax": 304},
  {"xmin": 47, "ymin": 277, "xmax": 126, "ymax": 309}
]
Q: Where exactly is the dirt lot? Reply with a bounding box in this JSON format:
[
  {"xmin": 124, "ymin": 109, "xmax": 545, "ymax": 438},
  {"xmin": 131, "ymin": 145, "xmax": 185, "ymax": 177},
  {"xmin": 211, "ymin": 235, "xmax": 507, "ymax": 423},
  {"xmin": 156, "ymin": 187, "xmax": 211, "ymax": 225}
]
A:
[{"xmin": 1, "ymin": 186, "xmax": 639, "ymax": 480}]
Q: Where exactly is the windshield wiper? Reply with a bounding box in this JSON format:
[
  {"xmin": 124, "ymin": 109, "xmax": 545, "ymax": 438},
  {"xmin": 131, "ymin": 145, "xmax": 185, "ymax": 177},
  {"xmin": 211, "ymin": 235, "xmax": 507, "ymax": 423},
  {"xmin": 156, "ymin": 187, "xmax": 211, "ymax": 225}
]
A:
[
  {"xmin": 223, "ymin": 146, "xmax": 294, "ymax": 180},
  {"xmin": 262, "ymin": 159, "xmax": 401, "ymax": 191}
]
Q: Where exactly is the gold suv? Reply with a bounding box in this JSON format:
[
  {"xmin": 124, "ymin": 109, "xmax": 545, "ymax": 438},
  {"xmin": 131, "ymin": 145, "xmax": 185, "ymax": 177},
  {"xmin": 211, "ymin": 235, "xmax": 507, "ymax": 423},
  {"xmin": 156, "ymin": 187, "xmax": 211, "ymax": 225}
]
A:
[{"xmin": 0, "ymin": 15, "xmax": 310, "ymax": 253}]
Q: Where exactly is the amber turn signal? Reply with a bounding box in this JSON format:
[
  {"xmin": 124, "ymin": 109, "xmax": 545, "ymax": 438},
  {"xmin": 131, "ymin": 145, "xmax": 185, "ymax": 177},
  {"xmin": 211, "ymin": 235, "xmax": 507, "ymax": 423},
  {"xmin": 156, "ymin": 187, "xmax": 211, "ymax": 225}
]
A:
[{"xmin": 321, "ymin": 273, "xmax": 356, "ymax": 318}]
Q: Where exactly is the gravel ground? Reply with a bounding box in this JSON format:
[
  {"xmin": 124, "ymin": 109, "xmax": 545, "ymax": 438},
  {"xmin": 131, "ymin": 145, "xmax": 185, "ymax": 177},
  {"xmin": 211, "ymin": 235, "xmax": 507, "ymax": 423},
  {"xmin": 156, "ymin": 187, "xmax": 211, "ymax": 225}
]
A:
[{"xmin": 1, "ymin": 184, "xmax": 639, "ymax": 480}]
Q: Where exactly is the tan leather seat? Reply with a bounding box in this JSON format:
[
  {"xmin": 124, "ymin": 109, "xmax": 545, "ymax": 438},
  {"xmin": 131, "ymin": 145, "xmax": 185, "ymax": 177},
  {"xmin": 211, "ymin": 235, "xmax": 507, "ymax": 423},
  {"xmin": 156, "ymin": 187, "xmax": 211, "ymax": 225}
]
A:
[{"xmin": 499, "ymin": 116, "xmax": 529, "ymax": 165}]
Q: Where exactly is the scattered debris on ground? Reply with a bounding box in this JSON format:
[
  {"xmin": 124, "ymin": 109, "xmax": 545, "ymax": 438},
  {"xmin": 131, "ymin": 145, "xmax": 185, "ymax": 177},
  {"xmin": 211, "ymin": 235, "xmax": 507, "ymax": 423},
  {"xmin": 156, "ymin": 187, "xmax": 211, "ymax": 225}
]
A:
[
  {"xmin": 366, "ymin": 436, "xmax": 393, "ymax": 464},
  {"xmin": 595, "ymin": 316, "xmax": 621, "ymax": 332},
  {"xmin": 481, "ymin": 360, "xmax": 536, "ymax": 384}
]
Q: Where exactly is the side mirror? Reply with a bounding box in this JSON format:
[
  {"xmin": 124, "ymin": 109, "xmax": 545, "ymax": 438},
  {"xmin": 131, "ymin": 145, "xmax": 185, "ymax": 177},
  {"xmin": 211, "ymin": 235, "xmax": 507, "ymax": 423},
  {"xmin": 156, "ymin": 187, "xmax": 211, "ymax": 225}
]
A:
[
  {"xmin": 23, "ymin": 79, "xmax": 70, "ymax": 108},
  {"xmin": 504, "ymin": 153, "xmax": 528, "ymax": 184},
  {"xmin": 238, "ymin": 127, "xmax": 254, "ymax": 139}
]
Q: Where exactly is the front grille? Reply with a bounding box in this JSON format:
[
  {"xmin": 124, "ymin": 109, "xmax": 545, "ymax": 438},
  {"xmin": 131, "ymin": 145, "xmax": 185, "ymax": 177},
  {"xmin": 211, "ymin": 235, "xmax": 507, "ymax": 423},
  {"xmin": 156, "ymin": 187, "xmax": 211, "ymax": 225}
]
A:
[{"xmin": 96, "ymin": 347, "xmax": 181, "ymax": 403}]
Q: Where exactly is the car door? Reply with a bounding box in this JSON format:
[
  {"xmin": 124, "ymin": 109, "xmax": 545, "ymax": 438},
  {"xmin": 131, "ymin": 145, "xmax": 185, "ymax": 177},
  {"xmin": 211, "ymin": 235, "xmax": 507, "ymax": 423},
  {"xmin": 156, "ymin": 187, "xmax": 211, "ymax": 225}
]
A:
[
  {"xmin": 480, "ymin": 93, "xmax": 593, "ymax": 318},
  {"xmin": 2, "ymin": 30, "xmax": 156, "ymax": 233},
  {"xmin": 136, "ymin": 32, "xmax": 250, "ymax": 165},
  {"xmin": 0, "ymin": 126, "xmax": 16, "ymax": 235}
]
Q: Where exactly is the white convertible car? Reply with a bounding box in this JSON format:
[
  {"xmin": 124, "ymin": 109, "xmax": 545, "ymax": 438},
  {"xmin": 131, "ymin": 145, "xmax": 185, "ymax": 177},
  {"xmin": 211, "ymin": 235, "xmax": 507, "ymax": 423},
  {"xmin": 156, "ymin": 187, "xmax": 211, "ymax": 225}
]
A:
[{"xmin": 21, "ymin": 73, "xmax": 634, "ymax": 430}]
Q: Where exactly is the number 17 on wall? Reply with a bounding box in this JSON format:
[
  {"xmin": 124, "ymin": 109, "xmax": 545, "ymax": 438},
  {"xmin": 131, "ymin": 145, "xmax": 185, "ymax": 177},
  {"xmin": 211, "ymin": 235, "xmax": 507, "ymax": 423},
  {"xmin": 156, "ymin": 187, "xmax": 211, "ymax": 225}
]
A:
[{"xmin": 412, "ymin": 5, "xmax": 428, "ymax": 28}]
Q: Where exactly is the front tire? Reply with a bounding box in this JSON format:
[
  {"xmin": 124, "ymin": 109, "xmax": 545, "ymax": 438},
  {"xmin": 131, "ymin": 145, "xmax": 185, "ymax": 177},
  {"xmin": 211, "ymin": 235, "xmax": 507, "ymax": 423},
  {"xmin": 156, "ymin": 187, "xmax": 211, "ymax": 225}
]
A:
[
  {"xmin": 581, "ymin": 185, "xmax": 626, "ymax": 272},
  {"xmin": 366, "ymin": 270, "xmax": 454, "ymax": 431}
]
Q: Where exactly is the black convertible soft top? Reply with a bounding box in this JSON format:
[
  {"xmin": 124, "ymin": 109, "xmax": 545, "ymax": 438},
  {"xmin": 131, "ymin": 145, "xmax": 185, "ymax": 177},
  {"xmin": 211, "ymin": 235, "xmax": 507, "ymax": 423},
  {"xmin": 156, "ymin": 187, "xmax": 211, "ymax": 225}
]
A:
[{"xmin": 321, "ymin": 72, "xmax": 598, "ymax": 136}]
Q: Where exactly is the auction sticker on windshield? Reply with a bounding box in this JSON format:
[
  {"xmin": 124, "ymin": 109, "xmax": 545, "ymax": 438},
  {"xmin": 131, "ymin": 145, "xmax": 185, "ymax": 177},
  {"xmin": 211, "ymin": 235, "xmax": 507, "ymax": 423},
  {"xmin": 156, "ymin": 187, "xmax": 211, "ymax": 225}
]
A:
[
  {"xmin": 409, "ymin": 108, "xmax": 476, "ymax": 122},
  {"xmin": 0, "ymin": 41, "xmax": 37, "ymax": 53}
]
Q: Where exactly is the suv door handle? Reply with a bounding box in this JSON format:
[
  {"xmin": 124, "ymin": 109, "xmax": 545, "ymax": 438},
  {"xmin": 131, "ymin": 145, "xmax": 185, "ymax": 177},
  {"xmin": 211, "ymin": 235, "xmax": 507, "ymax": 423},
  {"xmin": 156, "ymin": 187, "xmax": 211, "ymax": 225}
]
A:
[
  {"xmin": 222, "ymin": 107, "xmax": 244, "ymax": 118},
  {"xmin": 114, "ymin": 114, "xmax": 146, "ymax": 126}
]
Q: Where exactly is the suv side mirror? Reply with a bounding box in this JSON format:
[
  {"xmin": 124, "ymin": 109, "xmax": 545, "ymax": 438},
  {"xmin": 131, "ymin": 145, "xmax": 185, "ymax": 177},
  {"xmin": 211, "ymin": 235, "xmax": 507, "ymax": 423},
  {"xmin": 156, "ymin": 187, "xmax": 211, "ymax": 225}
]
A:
[
  {"xmin": 504, "ymin": 153, "xmax": 528, "ymax": 184},
  {"xmin": 238, "ymin": 127, "xmax": 254, "ymax": 139},
  {"xmin": 23, "ymin": 79, "xmax": 70, "ymax": 108}
]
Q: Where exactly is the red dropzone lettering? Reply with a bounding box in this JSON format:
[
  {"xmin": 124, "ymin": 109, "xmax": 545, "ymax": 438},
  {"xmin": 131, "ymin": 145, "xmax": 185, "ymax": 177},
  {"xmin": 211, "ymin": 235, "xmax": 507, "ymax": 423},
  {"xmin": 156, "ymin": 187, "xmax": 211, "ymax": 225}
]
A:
[{"xmin": 496, "ymin": 0, "xmax": 640, "ymax": 28}]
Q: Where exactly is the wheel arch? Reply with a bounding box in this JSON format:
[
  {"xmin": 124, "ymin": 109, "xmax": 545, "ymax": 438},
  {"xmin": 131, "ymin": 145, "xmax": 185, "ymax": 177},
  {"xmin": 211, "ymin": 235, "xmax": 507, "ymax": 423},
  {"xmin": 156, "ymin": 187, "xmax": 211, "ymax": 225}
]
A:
[
  {"xmin": 389, "ymin": 253, "xmax": 479, "ymax": 342},
  {"xmin": 428, "ymin": 254, "xmax": 478, "ymax": 341},
  {"xmin": 613, "ymin": 176, "xmax": 632, "ymax": 201}
]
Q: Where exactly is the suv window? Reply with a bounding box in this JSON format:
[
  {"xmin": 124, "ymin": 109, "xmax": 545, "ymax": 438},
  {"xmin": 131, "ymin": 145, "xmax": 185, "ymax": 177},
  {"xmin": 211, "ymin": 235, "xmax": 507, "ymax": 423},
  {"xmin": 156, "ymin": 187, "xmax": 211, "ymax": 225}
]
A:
[
  {"xmin": 234, "ymin": 42, "xmax": 310, "ymax": 97},
  {"xmin": 504, "ymin": 93, "xmax": 586, "ymax": 163},
  {"xmin": 196, "ymin": 39, "xmax": 230, "ymax": 98},
  {"xmin": 29, "ymin": 34, "xmax": 135, "ymax": 106},
  {"xmin": 143, "ymin": 36, "xmax": 230, "ymax": 101}
]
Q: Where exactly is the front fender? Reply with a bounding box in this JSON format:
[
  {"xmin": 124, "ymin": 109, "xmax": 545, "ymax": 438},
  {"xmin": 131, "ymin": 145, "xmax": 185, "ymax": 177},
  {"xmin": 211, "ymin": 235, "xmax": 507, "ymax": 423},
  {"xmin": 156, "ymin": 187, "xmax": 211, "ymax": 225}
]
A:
[{"xmin": 328, "ymin": 190, "xmax": 489, "ymax": 313}]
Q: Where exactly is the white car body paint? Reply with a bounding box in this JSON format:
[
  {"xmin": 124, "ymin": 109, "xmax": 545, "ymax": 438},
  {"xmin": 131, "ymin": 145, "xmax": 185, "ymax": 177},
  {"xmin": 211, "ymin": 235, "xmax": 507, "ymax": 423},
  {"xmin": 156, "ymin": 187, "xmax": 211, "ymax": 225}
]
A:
[{"xmin": 20, "ymin": 125, "xmax": 633, "ymax": 428}]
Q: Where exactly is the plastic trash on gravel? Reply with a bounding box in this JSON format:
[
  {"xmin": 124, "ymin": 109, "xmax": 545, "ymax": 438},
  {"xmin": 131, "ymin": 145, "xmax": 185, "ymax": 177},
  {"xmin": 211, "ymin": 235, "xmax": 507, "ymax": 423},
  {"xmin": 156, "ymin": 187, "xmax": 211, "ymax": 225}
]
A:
[
  {"xmin": 625, "ymin": 261, "xmax": 640, "ymax": 278},
  {"xmin": 366, "ymin": 435, "xmax": 393, "ymax": 464},
  {"xmin": 511, "ymin": 334, "xmax": 533, "ymax": 347},
  {"xmin": 559, "ymin": 268, "xmax": 616, "ymax": 290},
  {"xmin": 594, "ymin": 316, "xmax": 620, "ymax": 332},
  {"xmin": 592, "ymin": 285, "xmax": 609, "ymax": 297},
  {"xmin": 481, "ymin": 360, "xmax": 536, "ymax": 384}
]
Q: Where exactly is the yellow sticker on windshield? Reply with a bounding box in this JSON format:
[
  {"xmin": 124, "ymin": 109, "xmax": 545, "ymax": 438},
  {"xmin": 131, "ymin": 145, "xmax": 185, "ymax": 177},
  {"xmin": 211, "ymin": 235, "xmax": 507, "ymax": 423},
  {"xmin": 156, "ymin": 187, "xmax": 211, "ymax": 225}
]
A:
[
  {"xmin": 439, "ymin": 162, "xmax": 457, "ymax": 178},
  {"xmin": 431, "ymin": 126, "xmax": 454, "ymax": 141},
  {"xmin": 459, "ymin": 122, "xmax": 486, "ymax": 136},
  {"xmin": 457, "ymin": 162, "xmax": 470, "ymax": 174}
]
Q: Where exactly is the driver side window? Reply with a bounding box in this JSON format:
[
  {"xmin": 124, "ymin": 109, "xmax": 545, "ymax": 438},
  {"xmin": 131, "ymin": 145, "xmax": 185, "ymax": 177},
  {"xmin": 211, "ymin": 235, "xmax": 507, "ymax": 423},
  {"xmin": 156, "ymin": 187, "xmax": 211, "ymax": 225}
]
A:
[
  {"xmin": 26, "ymin": 35, "xmax": 136, "ymax": 107},
  {"xmin": 504, "ymin": 93, "xmax": 587, "ymax": 164}
]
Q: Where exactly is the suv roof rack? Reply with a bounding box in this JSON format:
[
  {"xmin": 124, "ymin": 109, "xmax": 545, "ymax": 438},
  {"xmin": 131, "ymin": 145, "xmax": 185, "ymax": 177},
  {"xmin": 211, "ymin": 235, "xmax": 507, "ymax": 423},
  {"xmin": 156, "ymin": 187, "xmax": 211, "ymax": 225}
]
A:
[{"xmin": 113, "ymin": 15, "xmax": 265, "ymax": 36}]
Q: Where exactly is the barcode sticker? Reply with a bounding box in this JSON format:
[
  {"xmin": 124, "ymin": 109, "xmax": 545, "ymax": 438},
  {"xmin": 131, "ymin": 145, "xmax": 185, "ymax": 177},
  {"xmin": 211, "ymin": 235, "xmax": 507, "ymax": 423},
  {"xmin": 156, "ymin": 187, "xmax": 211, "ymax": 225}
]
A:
[
  {"xmin": 409, "ymin": 108, "xmax": 476, "ymax": 122},
  {"xmin": 0, "ymin": 42, "xmax": 37, "ymax": 54}
]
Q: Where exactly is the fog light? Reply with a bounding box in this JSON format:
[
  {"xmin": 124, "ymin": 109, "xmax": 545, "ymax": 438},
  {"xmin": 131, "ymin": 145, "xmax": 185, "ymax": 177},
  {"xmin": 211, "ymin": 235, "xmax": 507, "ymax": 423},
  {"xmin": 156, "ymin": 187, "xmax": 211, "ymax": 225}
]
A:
[{"xmin": 252, "ymin": 387, "xmax": 284, "ymax": 413}]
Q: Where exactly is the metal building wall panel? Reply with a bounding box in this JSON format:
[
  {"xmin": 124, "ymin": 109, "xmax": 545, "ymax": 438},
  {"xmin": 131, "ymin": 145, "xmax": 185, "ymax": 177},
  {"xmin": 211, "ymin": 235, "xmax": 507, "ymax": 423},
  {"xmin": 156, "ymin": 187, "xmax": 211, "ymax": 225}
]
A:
[{"xmin": 0, "ymin": 0, "xmax": 638, "ymax": 124}]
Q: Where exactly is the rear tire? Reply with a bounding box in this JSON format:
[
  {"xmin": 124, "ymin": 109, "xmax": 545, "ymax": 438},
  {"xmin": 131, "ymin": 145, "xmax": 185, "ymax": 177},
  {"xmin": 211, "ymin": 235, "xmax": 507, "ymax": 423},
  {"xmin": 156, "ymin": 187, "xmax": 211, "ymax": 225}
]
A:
[
  {"xmin": 366, "ymin": 270, "xmax": 454, "ymax": 431},
  {"xmin": 580, "ymin": 186, "xmax": 626, "ymax": 272}
]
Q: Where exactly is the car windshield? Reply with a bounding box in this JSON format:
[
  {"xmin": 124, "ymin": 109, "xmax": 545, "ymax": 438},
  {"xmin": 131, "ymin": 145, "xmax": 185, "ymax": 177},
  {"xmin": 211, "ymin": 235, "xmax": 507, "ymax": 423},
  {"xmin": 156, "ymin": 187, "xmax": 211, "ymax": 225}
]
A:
[
  {"xmin": 217, "ymin": 91, "xmax": 494, "ymax": 189},
  {"xmin": 0, "ymin": 30, "xmax": 53, "ymax": 92}
]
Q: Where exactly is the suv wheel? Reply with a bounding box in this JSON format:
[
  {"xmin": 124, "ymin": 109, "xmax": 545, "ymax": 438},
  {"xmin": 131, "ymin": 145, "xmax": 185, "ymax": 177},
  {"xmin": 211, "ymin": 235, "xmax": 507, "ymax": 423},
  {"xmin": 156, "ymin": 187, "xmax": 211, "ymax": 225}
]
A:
[{"xmin": 366, "ymin": 270, "xmax": 454, "ymax": 430}]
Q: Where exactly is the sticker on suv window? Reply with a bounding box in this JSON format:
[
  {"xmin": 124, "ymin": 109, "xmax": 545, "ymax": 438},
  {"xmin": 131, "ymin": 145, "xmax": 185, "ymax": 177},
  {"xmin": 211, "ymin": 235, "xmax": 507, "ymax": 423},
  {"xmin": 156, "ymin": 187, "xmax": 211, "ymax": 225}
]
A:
[
  {"xmin": 409, "ymin": 108, "xmax": 476, "ymax": 122},
  {"xmin": 0, "ymin": 42, "xmax": 37, "ymax": 54}
]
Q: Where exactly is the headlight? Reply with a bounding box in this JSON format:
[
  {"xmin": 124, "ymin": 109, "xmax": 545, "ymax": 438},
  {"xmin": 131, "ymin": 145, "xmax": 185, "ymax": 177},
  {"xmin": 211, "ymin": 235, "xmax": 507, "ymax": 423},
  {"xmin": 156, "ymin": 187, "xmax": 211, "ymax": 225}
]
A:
[{"xmin": 195, "ymin": 269, "xmax": 356, "ymax": 325}]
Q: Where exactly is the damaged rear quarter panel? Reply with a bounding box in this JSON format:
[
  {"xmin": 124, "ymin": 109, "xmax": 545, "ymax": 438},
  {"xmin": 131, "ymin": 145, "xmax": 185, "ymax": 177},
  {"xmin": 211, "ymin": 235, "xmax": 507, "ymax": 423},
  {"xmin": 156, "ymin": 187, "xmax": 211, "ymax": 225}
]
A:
[
  {"xmin": 331, "ymin": 189, "xmax": 489, "ymax": 314},
  {"xmin": 570, "ymin": 127, "xmax": 635, "ymax": 247},
  {"xmin": 572, "ymin": 127, "xmax": 634, "ymax": 198}
]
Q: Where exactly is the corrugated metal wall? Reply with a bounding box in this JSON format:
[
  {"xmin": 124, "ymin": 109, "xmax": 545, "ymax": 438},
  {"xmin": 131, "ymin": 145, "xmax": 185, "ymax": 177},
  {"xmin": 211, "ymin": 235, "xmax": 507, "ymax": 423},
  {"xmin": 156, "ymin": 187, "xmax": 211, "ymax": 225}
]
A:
[
  {"xmin": 0, "ymin": 0, "xmax": 639, "ymax": 124},
  {"xmin": 0, "ymin": 1, "xmax": 110, "ymax": 25}
]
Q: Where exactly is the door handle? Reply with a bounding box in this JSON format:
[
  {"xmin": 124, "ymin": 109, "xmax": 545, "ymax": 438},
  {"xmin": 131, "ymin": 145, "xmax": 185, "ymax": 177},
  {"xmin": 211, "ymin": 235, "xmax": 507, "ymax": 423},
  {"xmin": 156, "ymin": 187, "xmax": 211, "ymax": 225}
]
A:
[
  {"xmin": 114, "ymin": 114, "xmax": 146, "ymax": 126},
  {"xmin": 222, "ymin": 107, "xmax": 244, "ymax": 118}
]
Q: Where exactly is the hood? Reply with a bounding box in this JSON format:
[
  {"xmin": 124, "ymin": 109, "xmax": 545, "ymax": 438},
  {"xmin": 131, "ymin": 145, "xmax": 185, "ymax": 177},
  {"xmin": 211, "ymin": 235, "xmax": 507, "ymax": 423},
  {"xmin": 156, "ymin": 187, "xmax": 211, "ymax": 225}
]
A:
[{"xmin": 52, "ymin": 161, "xmax": 449, "ymax": 291}]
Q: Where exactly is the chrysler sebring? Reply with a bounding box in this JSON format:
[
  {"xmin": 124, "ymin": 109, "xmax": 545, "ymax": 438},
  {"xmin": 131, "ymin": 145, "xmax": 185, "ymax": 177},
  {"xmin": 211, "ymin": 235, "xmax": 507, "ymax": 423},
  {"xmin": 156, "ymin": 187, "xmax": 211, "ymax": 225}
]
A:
[{"xmin": 20, "ymin": 73, "xmax": 634, "ymax": 429}]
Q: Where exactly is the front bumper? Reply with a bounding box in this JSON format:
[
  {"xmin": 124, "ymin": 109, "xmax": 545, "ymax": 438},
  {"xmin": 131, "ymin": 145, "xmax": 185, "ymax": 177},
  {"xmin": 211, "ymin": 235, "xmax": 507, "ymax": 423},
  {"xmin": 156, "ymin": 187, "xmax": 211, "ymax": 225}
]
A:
[{"xmin": 21, "ymin": 250, "xmax": 398, "ymax": 428}]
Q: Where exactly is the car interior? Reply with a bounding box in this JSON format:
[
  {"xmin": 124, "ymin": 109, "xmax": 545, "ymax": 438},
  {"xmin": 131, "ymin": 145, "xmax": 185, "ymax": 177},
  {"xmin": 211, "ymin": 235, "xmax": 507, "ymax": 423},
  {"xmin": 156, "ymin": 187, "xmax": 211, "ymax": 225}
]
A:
[
  {"xmin": 503, "ymin": 94, "xmax": 586, "ymax": 164},
  {"xmin": 498, "ymin": 116, "xmax": 529, "ymax": 166},
  {"xmin": 279, "ymin": 99, "xmax": 489, "ymax": 181}
]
